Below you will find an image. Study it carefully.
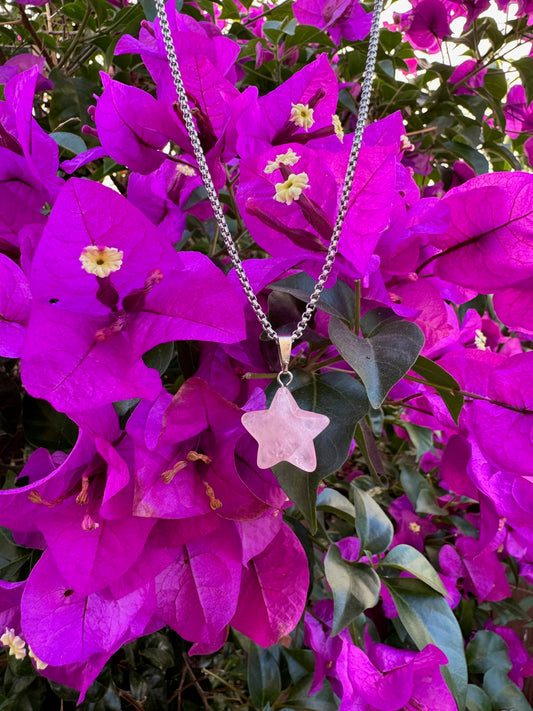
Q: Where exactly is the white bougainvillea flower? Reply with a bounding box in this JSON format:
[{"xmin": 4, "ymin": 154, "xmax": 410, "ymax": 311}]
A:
[
  {"xmin": 290, "ymin": 102, "xmax": 314, "ymax": 131},
  {"xmin": 79, "ymin": 245, "xmax": 124, "ymax": 278},
  {"xmin": 0, "ymin": 628, "xmax": 26, "ymax": 660},
  {"xmin": 29, "ymin": 647, "xmax": 48, "ymax": 670},
  {"xmin": 274, "ymin": 172, "xmax": 310, "ymax": 205},
  {"xmin": 264, "ymin": 148, "xmax": 301, "ymax": 174}
]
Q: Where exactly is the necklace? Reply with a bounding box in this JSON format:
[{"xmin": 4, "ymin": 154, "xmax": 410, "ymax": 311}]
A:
[{"xmin": 153, "ymin": 0, "xmax": 384, "ymax": 472}]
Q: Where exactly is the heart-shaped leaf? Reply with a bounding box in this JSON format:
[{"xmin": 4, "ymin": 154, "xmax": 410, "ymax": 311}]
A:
[{"xmin": 329, "ymin": 317, "xmax": 425, "ymax": 408}]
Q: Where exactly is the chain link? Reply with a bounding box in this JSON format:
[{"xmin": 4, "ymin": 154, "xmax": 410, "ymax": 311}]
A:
[{"xmin": 154, "ymin": 0, "xmax": 383, "ymax": 342}]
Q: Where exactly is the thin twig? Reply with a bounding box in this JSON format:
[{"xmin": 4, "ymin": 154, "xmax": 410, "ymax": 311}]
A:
[
  {"xmin": 201, "ymin": 666, "xmax": 252, "ymax": 705},
  {"xmin": 182, "ymin": 653, "xmax": 210, "ymax": 711},
  {"xmin": 56, "ymin": 2, "xmax": 92, "ymax": 70},
  {"xmin": 117, "ymin": 689, "xmax": 146, "ymax": 711},
  {"xmin": 18, "ymin": 4, "xmax": 55, "ymax": 67}
]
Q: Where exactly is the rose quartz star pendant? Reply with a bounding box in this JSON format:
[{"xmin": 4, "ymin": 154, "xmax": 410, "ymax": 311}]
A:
[
  {"xmin": 242, "ymin": 386, "xmax": 330, "ymax": 471},
  {"xmin": 241, "ymin": 337, "xmax": 329, "ymax": 472}
]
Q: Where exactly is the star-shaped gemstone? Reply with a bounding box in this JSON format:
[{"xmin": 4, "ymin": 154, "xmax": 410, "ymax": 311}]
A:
[{"xmin": 241, "ymin": 386, "xmax": 330, "ymax": 472}]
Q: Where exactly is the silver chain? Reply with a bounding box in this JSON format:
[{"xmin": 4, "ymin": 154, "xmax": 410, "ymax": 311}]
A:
[{"xmin": 154, "ymin": 0, "xmax": 383, "ymax": 342}]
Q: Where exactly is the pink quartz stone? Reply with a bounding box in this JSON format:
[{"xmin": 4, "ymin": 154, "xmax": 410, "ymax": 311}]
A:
[{"xmin": 241, "ymin": 386, "xmax": 330, "ymax": 472}]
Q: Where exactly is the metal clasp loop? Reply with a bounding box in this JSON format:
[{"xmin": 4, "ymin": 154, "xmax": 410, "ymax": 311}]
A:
[
  {"xmin": 277, "ymin": 336, "xmax": 293, "ymax": 374},
  {"xmin": 277, "ymin": 371, "xmax": 294, "ymax": 387}
]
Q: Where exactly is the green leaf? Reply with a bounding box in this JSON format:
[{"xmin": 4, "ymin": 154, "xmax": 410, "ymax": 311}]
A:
[
  {"xmin": 383, "ymin": 578, "xmax": 468, "ymax": 710},
  {"xmin": 478, "ymin": 16, "xmax": 505, "ymax": 50},
  {"xmin": 466, "ymin": 685, "xmax": 492, "ymax": 711},
  {"xmin": 0, "ymin": 530, "xmax": 33, "ymax": 582},
  {"xmin": 22, "ymin": 396, "xmax": 79, "ymax": 452},
  {"xmin": 269, "ymin": 273, "xmax": 356, "ymax": 327},
  {"xmin": 368, "ymin": 407, "xmax": 384, "ymax": 437},
  {"xmin": 49, "ymin": 131, "xmax": 87, "ymax": 155},
  {"xmin": 316, "ymin": 488, "xmax": 355, "ymax": 524},
  {"xmin": 220, "ymin": 0, "xmax": 242, "ymax": 19},
  {"xmin": 139, "ymin": 647, "xmax": 175, "ymax": 670},
  {"xmin": 485, "ymin": 142, "xmax": 522, "ymax": 171},
  {"xmin": 352, "ymin": 486, "xmax": 393, "ymax": 555},
  {"xmin": 281, "ymin": 648, "xmax": 314, "ymax": 685},
  {"xmin": 399, "ymin": 422, "xmax": 434, "ymax": 461},
  {"xmin": 272, "ymin": 372, "xmax": 369, "ymax": 532},
  {"xmin": 481, "ymin": 597, "xmax": 529, "ymax": 625},
  {"xmin": 477, "ymin": 87, "xmax": 508, "ymax": 135},
  {"xmin": 483, "ymin": 668, "xmax": 533, "ymax": 711},
  {"xmin": 514, "ymin": 57, "xmax": 533, "ymax": 104},
  {"xmin": 483, "ymin": 68, "xmax": 507, "ymax": 101},
  {"xmin": 139, "ymin": 0, "xmax": 157, "ymax": 20},
  {"xmin": 325, "ymin": 544, "xmax": 381, "ymax": 635},
  {"xmin": 381, "ymin": 544, "xmax": 447, "ymax": 596},
  {"xmin": 354, "ymin": 420, "xmax": 385, "ymax": 484},
  {"xmin": 48, "ymin": 70, "xmax": 97, "ymax": 131},
  {"xmin": 284, "ymin": 24, "xmax": 335, "ymax": 49},
  {"xmin": 62, "ymin": 1, "xmax": 88, "ymax": 22},
  {"xmin": 466, "ymin": 630, "xmax": 512, "ymax": 675},
  {"xmin": 329, "ymin": 317, "xmax": 425, "ymax": 409},
  {"xmin": 359, "ymin": 307, "xmax": 402, "ymax": 337},
  {"xmin": 400, "ymin": 465, "xmax": 444, "ymax": 516},
  {"xmin": 142, "ymin": 342, "xmax": 174, "ymax": 376},
  {"xmin": 442, "ymin": 140, "xmax": 490, "ymax": 175},
  {"xmin": 411, "ymin": 355, "xmax": 464, "ymax": 424},
  {"xmin": 247, "ymin": 643, "xmax": 281, "ymax": 709},
  {"xmin": 282, "ymin": 676, "xmax": 338, "ymax": 711}
]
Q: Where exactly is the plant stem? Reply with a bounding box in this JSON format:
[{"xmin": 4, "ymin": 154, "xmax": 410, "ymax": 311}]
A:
[
  {"xmin": 201, "ymin": 667, "xmax": 252, "ymax": 705},
  {"xmin": 182, "ymin": 654, "xmax": 210, "ymax": 710},
  {"xmin": 354, "ymin": 279, "xmax": 361, "ymax": 335},
  {"xmin": 56, "ymin": 1, "xmax": 92, "ymax": 70},
  {"xmin": 18, "ymin": 4, "xmax": 54, "ymax": 67}
]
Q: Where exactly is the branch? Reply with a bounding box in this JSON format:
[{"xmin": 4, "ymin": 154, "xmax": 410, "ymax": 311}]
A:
[{"xmin": 17, "ymin": 4, "xmax": 55, "ymax": 68}]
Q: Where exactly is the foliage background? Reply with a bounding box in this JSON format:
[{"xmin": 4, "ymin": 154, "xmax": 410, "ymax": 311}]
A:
[{"xmin": 1, "ymin": 0, "xmax": 533, "ymax": 708}]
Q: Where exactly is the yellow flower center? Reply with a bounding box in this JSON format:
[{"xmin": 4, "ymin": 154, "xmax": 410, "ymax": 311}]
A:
[
  {"xmin": 290, "ymin": 103, "xmax": 315, "ymax": 131},
  {"xmin": 80, "ymin": 245, "xmax": 124, "ymax": 278},
  {"xmin": 176, "ymin": 163, "xmax": 196, "ymax": 176},
  {"xmin": 274, "ymin": 172, "xmax": 310, "ymax": 205},
  {"xmin": 474, "ymin": 329, "xmax": 487, "ymax": 350},
  {"xmin": 264, "ymin": 148, "xmax": 301, "ymax": 174},
  {"xmin": 400, "ymin": 134, "xmax": 414, "ymax": 151},
  {"xmin": 409, "ymin": 521, "xmax": 421, "ymax": 534},
  {"xmin": 332, "ymin": 114, "xmax": 344, "ymax": 142}
]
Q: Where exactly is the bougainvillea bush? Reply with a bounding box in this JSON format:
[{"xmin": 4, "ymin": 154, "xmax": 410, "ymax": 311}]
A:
[{"xmin": 1, "ymin": 0, "xmax": 533, "ymax": 708}]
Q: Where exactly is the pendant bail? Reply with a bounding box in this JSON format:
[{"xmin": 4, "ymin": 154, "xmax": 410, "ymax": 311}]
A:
[{"xmin": 277, "ymin": 335, "xmax": 293, "ymax": 374}]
